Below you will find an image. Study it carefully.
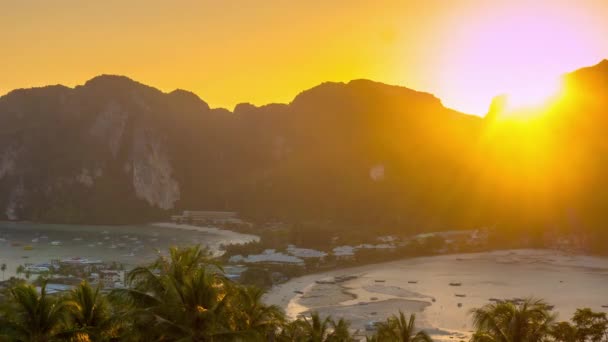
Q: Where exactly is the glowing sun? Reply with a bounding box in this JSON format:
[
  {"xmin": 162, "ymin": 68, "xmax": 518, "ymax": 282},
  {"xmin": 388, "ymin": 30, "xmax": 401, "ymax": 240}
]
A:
[
  {"xmin": 437, "ymin": 2, "xmax": 601, "ymax": 116},
  {"xmin": 503, "ymin": 76, "xmax": 562, "ymax": 112}
]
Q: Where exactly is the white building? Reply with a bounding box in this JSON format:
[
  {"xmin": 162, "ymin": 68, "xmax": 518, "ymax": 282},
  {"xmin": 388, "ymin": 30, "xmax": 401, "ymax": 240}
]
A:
[
  {"xmin": 100, "ymin": 270, "xmax": 126, "ymax": 288},
  {"xmin": 229, "ymin": 249, "xmax": 304, "ymax": 265},
  {"xmin": 286, "ymin": 245, "xmax": 327, "ymax": 259}
]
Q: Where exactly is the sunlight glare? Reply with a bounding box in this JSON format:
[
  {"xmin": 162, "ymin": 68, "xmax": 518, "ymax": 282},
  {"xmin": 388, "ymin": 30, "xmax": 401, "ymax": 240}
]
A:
[{"xmin": 503, "ymin": 76, "xmax": 562, "ymax": 113}]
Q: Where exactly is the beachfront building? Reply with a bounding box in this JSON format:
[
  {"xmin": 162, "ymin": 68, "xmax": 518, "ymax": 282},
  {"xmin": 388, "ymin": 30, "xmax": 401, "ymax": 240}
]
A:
[
  {"xmin": 332, "ymin": 246, "xmax": 356, "ymax": 260},
  {"xmin": 224, "ymin": 265, "xmax": 247, "ymax": 280},
  {"xmin": 100, "ymin": 270, "xmax": 126, "ymax": 288},
  {"xmin": 229, "ymin": 249, "xmax": 305, "ymax": 265},
  {"xmin": 286, "ymin": 245, "xmax": 327, "ymax": 259},
  {"xmin": 171, "ymin": 210, "xmax": 239, "ymax": 225}
]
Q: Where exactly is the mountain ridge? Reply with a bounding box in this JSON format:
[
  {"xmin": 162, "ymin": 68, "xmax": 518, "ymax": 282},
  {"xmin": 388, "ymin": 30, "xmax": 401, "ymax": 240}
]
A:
[
  {"xmin": 0, "ymin": 76, "xmax": 473, "ymax": 117},
  {"xmin": 1, "ymin": 60, "xmax": 608, "ymax": 251}
]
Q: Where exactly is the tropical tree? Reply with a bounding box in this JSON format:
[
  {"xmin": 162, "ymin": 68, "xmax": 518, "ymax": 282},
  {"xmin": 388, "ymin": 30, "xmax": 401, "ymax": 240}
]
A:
[
  {"xmin": 327, "ymin": 317, "xmax": 353, "ymax": 341},
  {"xmin": 0, "ymin": 280, "xmax": 66, "ymax": 342},
  {"xmin": 570, "ymin": 308, "xmax": 608, "ymax": 342},
  {"xmin": 61, "ymin": 281, "xmax": 120, "ymax": 341},
  {"xmin": 1, "ymin": 263, "xmax": 6, "ymax": 281},
  {"xmin": 300, "ymin": 312, "xmax": 332, "ymax": 342},
  {"xmin": 374, "ymin": 312, "xmax": 432, "ymax": 342},
  {"xmin": 279, "ymin": 312, "xmax": 354, "ymax": 342},
  {"xmin": 110, "ymin": 245, "xmax": 244, "ymax": 341},
  {"xmin": 277, "ymin": 319, "xmax": 308, "ymax": 341},
  {"xmin": 227, "ymin": 285, "xmax": 285, "ymax": 340},
  {"xmin": 550, "ymin": 321, "xmax": 578, "ymax": 342},
  {"xmin": 469, "ymin": 298, "xmax": 555, "ymax": 342},
  {"xmin": 16, "ymin": 264, "xmax": 24, "ymax": 277},
  {"xmin": 365, "ymin": 336, "xmax": 380, "ymax": 342}
]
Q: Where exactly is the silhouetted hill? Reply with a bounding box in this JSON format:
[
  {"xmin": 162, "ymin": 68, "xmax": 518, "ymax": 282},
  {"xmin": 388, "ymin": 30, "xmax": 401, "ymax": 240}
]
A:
[
  {"xmin": 0, "ymin": 76, "xmax": 482, "ymax": 228},
  {"xmin": 3, "ymin": 61, "xmax": 608, "ymax": 250}
]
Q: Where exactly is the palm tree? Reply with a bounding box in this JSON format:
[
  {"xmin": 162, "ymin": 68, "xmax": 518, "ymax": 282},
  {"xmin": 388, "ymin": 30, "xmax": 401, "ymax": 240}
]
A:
[
  {"xmin": 228, "ymin": 285, "xmax": 285, "ymax": 340},
  {"xmin": 327, "ymin": 317, "xmax": 353, "ymax": 341},
  {"xmin": 16, "ymin": 264, "xmax": 24, "ymax": 277},
  {"xmin": 469, "ymin": 298, "xmax": 555, "ymax": 342},
  {"xmin": 375, "ymin": 312, "xmax": 432, "ymax": 342},
  {"xmin": 0, "ymin": 280, "xmax": 66, "ymax": 342},
  {"xmin": 277, "ymin": 319, "xmax": 308, "ymax": 342},
  {"xmin": 111, "ymin": 245, "xmax": 240, "ymax": 341},
  {"xmin": 299, "ymin": 312, "xmax": 332, "ymax": 342},
  {"xmin": 61, "ymin": 281, "xmax": 120, "ymax": 341},
  {"xmin": 1, "ymin": 263, "xmax": 6, "ymax": 281}
]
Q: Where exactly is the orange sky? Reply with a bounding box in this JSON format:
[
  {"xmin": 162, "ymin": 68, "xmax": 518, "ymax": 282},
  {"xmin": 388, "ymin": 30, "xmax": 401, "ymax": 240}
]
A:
[{"xmin": 1, "ymin": 0, "xmax": 607, "ymax": 116}]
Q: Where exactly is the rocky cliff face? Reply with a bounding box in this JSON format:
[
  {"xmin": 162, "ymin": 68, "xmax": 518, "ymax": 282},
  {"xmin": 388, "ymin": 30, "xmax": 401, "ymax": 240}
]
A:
[
  {"xmin": 0, "ymin": 75, "xmax": 481, "ymax": 225},
  {"xmin": 2, "ymin": 60, "xmax": 608, "ymax": 240},
  {"xmin": 0, "ymin": 77, "xmax": 186, "ymax": 222}
]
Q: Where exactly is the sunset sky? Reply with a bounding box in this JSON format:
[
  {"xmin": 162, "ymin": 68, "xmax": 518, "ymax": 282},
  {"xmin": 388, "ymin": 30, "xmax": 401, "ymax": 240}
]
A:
[{"xmin": 2, "ymin": 0, "xmax": 607, "ymax": 116}]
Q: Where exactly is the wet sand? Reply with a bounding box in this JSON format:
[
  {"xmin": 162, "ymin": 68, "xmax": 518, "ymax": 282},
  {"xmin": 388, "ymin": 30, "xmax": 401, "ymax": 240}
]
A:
[
  {"xmin": 264, "ymin": 249, "xmax": 608, "ymax": 340},
  {"xmin": 0, "ymin": 221, "xmax": 258, "ymax": 279}
]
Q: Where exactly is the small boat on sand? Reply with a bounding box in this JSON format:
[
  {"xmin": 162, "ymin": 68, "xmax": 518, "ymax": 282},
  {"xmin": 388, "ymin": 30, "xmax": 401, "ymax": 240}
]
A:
[
  {"xmin": 374, "ymin": 279, "xmax": 386, "ymax": 283},
  {"xmin": 408, "ymin": 281, "xmax": 418, "ymax": 284},
  {"xmin": 365, "ymin": 321, "xmax": 381, "ymax": 331},
  {"xmin": 449, "ymin": 282, "xmax": 462, "ymax": 286},
  {"xmin": 335, "ymin": 275, "xmax": 357, "ymax": 283},
  {"xmin": 455, "ymin": 294, "xmax": 466, "ymax": 297}
]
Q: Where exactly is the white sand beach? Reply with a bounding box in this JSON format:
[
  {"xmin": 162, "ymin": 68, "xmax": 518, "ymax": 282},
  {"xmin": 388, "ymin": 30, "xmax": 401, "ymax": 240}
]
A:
[
  {"xmin": 264, "ymin": 249, "xmax": 608, "ymax": 340},
  {"xmin": 149, "ymin": 222, "xmax": 259, "ymax": 253}
]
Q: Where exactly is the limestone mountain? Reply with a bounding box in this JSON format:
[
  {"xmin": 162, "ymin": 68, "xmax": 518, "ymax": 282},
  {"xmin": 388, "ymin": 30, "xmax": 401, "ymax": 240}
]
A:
[
  {"xmin": 0, "ymin": 76, "xmax": 481, "ymax": 226},
  {"xmin": 2, "ymin": 59, "xmax": 608, "ymax": 250}
]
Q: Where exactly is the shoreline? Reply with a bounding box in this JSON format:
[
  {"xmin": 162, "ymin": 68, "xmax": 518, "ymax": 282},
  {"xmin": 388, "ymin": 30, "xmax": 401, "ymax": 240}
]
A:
[
  {"xmin": 264, "ymin": 249, "xmax": 608, "ymax": 340},
  {"xmin": 0, "ymin": 221, "xmax": 259, "ymax": 245},
  {"xmin": 0, "ymin": 221, "xmax": 259, "ymax": 279},
  {"xmin": 149, "ymin": 222, "xmax": 259, "ymax": 246}
]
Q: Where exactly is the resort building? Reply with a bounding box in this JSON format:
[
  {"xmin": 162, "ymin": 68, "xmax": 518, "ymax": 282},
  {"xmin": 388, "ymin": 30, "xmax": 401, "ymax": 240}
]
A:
[
  {"xmin": 171, "ymin": 210, "xmax": 239, "ymax": 224},
  {"xmin": 100, "ymin": 270, "xmax": 126, "ymax": 288}
]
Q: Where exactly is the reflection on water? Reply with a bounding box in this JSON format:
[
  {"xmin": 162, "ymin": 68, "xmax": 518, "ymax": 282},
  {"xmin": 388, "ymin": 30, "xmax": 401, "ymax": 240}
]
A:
[{"xmin": 0, "ymin": 221, "xmax": 240, "ymax": 279}]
